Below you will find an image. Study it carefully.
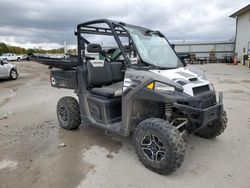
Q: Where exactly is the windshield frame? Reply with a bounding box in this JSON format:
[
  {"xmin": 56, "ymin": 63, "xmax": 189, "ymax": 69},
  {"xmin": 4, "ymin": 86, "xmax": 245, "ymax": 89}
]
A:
[
  {"xmin": 76, "ymin": 19, "xmax": 185, "ymax": 69},
  {"xmin": 122, "ymin": 25, "xmax": 185, "ymax": 69}
]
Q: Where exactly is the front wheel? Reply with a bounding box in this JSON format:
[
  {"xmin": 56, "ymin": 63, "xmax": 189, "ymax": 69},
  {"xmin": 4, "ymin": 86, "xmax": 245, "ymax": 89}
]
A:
[
  {"xmin": 195, "ymin": 110, "xmax": 228, "ymax": 139},
  {"xmin": 9, "ymin": 69, "xmax": 18, "ymax": 80},
  {"xmin": 56, "ymin": 97, "xmax": 81, "ymax": 130},
  {"xmin": 17, "ymin": 57, "xmax": 21, "ymax": 62},
  {"xmin": 133, "ymin": 118, "xmax": 185, "ymax": 175}
]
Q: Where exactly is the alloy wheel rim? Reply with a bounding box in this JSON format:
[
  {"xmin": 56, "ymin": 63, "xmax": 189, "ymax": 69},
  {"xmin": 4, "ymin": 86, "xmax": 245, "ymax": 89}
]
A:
[
  {"xmin": 11, "ymin": 70, "xmax": 17, "ymax": 79},
  {"xmin": 58, "ymin": 107, "xmax": 68, "ymax": 123},
  {"xmin": 141, "ymin": 134, "xmax": 166, "ymax": 163}
]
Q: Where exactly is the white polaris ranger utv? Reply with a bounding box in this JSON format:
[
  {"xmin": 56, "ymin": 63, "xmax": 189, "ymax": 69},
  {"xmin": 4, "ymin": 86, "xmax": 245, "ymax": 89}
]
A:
[{"xmin": 32, "ymin": 19, "xmax": 227, "ymax": 174}]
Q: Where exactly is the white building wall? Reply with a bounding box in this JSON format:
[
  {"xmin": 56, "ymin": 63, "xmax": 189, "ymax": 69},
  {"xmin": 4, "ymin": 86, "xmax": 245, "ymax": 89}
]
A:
[
  {"xmin": 235, "ymin": 10, "xmax": 250, "ymax": 61},
  {"xmin": 173, "ymin": 42, "xmax": 234, "ymax": 59}
]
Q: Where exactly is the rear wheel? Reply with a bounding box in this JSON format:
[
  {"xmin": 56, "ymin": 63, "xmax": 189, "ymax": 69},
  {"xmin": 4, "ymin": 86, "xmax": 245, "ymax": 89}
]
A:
[
  {"xmin": 195, "ymin": 110, "xmax": 227, "ymax": 139},
  {"xmin": 133, "ymin": 118, "xmax": 185, "ymax": 175},
  {"xmin": 56, "ymin": 97, "xmax": 81, "ymax": 130},
  {"xmin": 9, "ymin": 69, "xmax": 18, "ymax": 80}
]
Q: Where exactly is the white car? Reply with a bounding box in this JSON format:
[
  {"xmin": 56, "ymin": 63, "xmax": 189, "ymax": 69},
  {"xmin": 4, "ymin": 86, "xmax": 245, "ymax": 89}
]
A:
[
  {"xmin": 0, "ymin": 59, "xmax": 18, "ymax": 80},
  {"xmin": 0, "ymin": 53, "xmax": 22, "ymax": 62}
]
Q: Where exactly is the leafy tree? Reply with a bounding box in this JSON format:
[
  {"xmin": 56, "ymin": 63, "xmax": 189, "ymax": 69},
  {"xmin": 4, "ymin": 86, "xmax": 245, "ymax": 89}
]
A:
[
  {"xmin": 67, "ymin": 49, "xmax": 77, "ymax": 54},
  {"xmin": 8, "ymin": 45, "xmax": 26, "ymax": 54},
  {"xmin": 0, "ymin": 42, "xmax": 77, "ymax": 55},
  {"xmin": 0, "ymin": 42, "xmax": 9, "ymax": 54},
  {"xmin": 26, "ymin": 48, "xmax": 35, "ymax": 55}
]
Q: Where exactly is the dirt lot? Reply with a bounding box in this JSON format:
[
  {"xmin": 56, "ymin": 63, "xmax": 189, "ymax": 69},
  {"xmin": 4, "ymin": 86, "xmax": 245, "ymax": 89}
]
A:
[{"xmin": 0, "ymin": 61, "xmax": 250, "ymax": 188}]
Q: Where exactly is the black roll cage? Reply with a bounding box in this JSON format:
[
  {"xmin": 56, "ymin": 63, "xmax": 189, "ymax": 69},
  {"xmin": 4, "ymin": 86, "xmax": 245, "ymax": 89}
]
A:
[
  {"xmin": 75, "ymin": 19, "xmax": 185, "ymax": 68},
  {"xmin": 76, "ymin": 19, "xmax": 131, "ymax": 66}
]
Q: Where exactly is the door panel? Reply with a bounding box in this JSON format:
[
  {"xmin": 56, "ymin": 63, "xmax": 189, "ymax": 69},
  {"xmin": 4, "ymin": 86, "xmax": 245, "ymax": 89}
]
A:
[
  {"xmin": 9, "ymin": 55, "xmax": 15, "ymax": 61},
  {"xmin": 0, "ymin": 64, "xmax": 10, "ymax": 78}
]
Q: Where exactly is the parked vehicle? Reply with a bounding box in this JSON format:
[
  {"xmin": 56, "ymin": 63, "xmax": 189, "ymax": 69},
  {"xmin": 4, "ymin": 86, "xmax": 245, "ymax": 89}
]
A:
[
  {"xmin": 31, "ymin": 19, "xmax": 227, "ymax": 175},
  {"xmin": 0, "ymin": 59, "xmax": 18, "ymax": 80},
  {"xmin": 0, "ymin": 53, "xmax": 23, "ymax": 62}
]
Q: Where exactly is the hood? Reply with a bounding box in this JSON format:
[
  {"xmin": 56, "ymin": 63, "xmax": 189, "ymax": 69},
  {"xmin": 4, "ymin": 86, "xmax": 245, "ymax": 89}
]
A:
[{"xmin": 150, "ymin": 67, "xmax": 212, "ymax": 96}]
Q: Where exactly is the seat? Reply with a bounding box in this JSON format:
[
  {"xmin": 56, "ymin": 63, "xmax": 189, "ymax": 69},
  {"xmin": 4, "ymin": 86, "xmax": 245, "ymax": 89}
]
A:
[
  {"xmin": 91, "ymin": 81, "xmax": 123, "ymax": 98},
  {"xmin": 86, "ymin": 43, "xmax": 124, "ymax": 98},
  {"xmin": 110, "ymin": 61, "xmax": 124, "ymax": 82},
  {"xmin": 86, "ymin": 59, "xmax": 113, "ymax": 87}
]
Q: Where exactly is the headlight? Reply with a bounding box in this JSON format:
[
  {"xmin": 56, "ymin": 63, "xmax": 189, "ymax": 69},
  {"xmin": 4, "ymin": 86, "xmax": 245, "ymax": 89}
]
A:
[
  {"xmin": 147, "ymin": 82, "xmax": 175, "ymax": 93},
  {"xmin": 155, "ymin": 82, "xmax": 175, "ymax": 92}
]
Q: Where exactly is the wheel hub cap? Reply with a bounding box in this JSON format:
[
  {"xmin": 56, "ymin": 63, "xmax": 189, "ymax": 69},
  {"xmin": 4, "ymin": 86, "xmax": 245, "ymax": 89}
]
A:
[{"xmin": 12, "ymin": 71, "xmax": 17, "ymax": 78}]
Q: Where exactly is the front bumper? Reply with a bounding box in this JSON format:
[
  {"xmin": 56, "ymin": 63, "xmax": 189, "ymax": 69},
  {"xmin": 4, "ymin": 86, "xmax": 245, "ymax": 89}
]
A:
[{"xmin": 173, "ymin": 92, "xmax": 223, "ymax": 133}]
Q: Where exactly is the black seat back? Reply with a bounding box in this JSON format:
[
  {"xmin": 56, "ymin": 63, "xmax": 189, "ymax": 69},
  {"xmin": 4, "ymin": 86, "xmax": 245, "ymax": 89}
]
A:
[
  {"xmin": 86, "ymin": 44, "xmax": 125, "ymax": 87},
  {"xmin": 110, "ymin": 62, "xmax": 124, "ymax": 82},
  {"xmin": 86, "ymin": 43, "xmax": 113, "ymax": 87},
  {"xmin": 86, "ymin": 60, "xmax": 113, "ymax": 87}
]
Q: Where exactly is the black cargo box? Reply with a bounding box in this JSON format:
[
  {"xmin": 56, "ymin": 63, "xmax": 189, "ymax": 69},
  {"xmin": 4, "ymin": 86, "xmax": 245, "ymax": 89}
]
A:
[{"xmin": 50, "ymin": 69, "xmax": 77, "ymax": 89}]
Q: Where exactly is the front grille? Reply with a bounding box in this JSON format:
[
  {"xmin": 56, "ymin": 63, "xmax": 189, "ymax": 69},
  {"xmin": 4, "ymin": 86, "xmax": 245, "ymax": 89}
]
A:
[
  {"xmin": 176, "ymin": 92, "xmax": 216, "ymax": 109},
  {"xmin": 201, "ymin": 96, "xmax": 216, "ymax": 109},
  {"xmin": 193, "ymin": 85, "xmax": 210, "ymax": 95}
]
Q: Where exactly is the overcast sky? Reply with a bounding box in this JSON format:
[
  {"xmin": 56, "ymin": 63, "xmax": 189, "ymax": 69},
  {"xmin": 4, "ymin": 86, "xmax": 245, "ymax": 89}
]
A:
[{"xmin": 0, "ymin": 0, "xmax": 249, "ymax": 49}]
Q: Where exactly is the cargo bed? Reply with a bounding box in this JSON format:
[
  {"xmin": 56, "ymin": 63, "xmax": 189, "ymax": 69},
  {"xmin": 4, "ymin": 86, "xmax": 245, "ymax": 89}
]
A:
[
  {"xmin": 50, "ymin": 69, "xmax": 77, "ymax": 89},
  {"xmin": 30, "ymin": 55, "xmax": 80, "ymax": 69}
]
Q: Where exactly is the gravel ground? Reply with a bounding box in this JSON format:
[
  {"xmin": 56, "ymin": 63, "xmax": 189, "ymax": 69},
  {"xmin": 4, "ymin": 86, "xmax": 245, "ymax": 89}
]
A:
[{"xmin": 0, "ymin": 61, "xmax": 250, "ymax": 188}]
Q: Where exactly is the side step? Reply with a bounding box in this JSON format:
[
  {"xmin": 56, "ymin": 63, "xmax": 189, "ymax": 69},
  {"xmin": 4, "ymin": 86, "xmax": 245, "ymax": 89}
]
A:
[{"xmin": 92, "ymin": 121, "xmax": 123, "ymax": 135}]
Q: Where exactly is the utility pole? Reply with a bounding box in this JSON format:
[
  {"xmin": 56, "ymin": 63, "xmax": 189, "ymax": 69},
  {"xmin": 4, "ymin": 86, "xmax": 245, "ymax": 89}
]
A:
[{"xmin": 64, "ymin": 41, "xmax": 67, "ymax": 54}]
